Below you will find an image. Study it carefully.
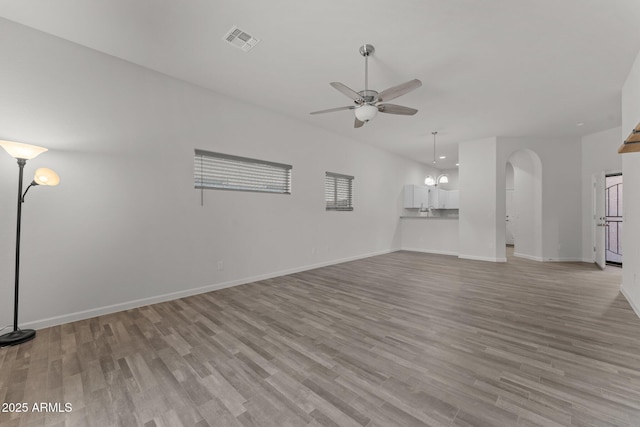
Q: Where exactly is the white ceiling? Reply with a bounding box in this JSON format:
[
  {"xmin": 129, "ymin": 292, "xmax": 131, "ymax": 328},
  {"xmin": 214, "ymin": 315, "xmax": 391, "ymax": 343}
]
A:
[{"xmin": 1, "ymin": 0, "xmax": 640, "ymax": 169}]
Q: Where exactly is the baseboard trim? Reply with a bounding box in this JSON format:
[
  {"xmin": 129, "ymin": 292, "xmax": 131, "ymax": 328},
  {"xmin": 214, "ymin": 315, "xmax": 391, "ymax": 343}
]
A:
[
  {"xmin": 458, "ymin": 254, "xmax": 507, "ymax": 263},
  {"xmin": 620, "ymin": 283, "xmax": 640, "ymax": 320},
  {"xmin": 513, "ymin": 252, "xmax": 587, "ymax": 263},
  {"xmin": 513, "ymin": 252, "xmax": 544, "ymax": 262},
  {"xmin": 23, "ymin": 248, "xmax": 394, "ymax": 330},
  {"xmin": 400, "ymin": 247, "xmax": 458, "ymax": 257}
]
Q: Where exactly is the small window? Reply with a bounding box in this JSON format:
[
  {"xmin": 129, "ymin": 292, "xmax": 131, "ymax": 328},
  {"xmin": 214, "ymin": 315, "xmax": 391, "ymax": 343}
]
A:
[
  {"xmin": 194, "ymin": 149, "xmax": 292, "ymax": 194},
  {"xmin": 325, "ymin": 172, "xmax": 354, "ymax": 211}
]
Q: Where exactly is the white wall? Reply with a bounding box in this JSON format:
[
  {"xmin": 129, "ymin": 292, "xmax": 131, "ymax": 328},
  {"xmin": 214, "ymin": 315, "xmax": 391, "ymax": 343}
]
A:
[
  {"xmin": 0, "ymin": 19, "xmax": 428, "ymax": 328},
  {"xmin": 497, "ymin": 137, "xmax": 583, "ymax": 261},
  {"xmin": 458, "ymin": 137, "xmax": 503, "ymax": 261},
  {"xmin": 400, "ymin": 219, "xmax": 458, "ymax": 256},
  {"xmin": 459, "ymin": 135, "xmax": 582, "ymax": 262},
  {"xmin": 580, "ymin": 127, "xmax": 623, "ymax": 262},
  {"xmin": 621, "ymin": 48, "xmax": 640, "ymax": 316}
]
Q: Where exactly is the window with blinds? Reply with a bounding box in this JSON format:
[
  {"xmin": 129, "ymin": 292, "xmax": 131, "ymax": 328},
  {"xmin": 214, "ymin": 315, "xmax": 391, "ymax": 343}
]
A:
[
  {"xmin": 194, "ymin": 149, "xmax": 292, "ymax": 194},
  {"xmin": 325, "ymin": 172, "xmax": 354, "ymax": 211}
]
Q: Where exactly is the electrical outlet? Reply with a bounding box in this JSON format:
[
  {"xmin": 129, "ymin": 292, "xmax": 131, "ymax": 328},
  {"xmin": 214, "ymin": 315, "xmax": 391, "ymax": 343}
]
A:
[{"xmin": 218, "ymin": 261, "xmax": 224, "ymax": 271}]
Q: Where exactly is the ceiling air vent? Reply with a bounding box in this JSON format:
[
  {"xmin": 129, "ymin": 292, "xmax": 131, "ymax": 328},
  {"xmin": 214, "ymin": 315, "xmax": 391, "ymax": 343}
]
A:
[{"xmin": 223, "ymin": 26, "xmax": 260, "ymax": 52}]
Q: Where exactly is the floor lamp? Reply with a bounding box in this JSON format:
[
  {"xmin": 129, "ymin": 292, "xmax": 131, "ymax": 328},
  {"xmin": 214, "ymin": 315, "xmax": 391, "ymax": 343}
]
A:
[{"xmin": 0, "ymin": 140, "xmax": 59, "ymax": 347}]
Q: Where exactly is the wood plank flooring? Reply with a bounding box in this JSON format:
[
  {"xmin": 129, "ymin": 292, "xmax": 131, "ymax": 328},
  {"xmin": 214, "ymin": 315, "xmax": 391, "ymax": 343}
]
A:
[{"xmin": 2, "ymin": 250, "xmax": 640, "ymax": 426}]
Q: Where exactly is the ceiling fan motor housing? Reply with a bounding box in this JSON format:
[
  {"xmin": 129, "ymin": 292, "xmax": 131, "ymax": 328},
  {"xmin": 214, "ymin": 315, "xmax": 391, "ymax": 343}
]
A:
[{"xmin": 357, "ymin": 90, "xmax": 378, "ymax": 103}]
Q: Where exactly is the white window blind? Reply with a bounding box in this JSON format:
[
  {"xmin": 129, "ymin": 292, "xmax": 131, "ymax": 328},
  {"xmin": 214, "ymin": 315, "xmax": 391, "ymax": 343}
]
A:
[
  {"xmin": 194, "ymin": 149, "xmax": 292, "ymax": 194},
  {"xmin": 325, "ymin": 172, "xmax": 354, "ymax": 211}
]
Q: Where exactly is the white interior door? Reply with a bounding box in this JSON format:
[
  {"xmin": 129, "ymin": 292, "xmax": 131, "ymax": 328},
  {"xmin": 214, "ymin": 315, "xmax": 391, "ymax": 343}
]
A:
[
  {"xmin": 506, "ymin": 189, "xmax": 515, "ymax": 245},
  {"xmin": 594, "ymin": 172, "xmax": 606, "ymax": 269}
]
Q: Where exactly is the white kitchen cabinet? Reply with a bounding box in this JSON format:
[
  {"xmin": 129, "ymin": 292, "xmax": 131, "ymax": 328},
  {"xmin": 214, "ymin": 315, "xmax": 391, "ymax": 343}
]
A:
[
  {"xmin": 428, "ymin": 188, "xmax": 446, "ymax": 209},
  {"xmin": 406, "ymin": 185, "xmax": 459, "ymax": 210},
  {"xmin": 429, "ymin": 188, "xmax": 459, "ymax": 209},
  {"xmin": 446, "ymin": 190, "xmax": 459, "ymax": 209},
  {"xmin": 403, "ymin": 184, "xmax": 429, "ymax": 209}
]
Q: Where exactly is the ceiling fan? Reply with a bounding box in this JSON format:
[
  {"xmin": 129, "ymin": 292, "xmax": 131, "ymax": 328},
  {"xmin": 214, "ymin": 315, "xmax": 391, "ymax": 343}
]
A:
[{"xmin": 310, "ymin": 44, "xmax": 422, "ymax": 128}]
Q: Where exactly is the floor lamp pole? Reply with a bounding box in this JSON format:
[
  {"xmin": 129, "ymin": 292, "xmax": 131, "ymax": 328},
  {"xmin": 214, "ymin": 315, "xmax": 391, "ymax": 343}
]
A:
[
  {"xmin": 0, "ymin": 158, "xmax": 36, "ymax": 346},
  {"xmin": 14, "ymin": 159, "xmax": 25, "ymax": 331}
]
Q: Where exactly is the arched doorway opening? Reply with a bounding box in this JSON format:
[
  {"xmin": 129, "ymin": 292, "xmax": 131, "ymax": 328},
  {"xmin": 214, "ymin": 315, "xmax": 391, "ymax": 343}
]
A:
[{"xmin": 505, "ymin": 149, "xmax": 543, "ymax": 261}]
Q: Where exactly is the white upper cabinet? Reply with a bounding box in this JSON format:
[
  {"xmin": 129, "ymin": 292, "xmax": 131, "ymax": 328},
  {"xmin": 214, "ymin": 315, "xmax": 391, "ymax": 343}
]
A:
[
  {"xmin": 429, "ymin": 188, "xmax": 445, "ymax": 208},
  {"xmin": 403, "ymin": 184, "xmax": 429, "ymax": 208},
  {"xmin": 446, "ymin": 190, "xmax": 459, "ymax": 209},
  {"xmin": 405, "ymin": 185, "xmax": 459, "ymax": 209},
  {"xmin": 429, "ymin": 188, "xmax": 459, "ymax": 209}
]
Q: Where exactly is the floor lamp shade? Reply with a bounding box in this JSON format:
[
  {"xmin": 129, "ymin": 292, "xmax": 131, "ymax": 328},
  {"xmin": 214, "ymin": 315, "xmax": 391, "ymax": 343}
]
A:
[
  {"xmin": 0, "ymin": 140, "xmax": 48, "ymax": 160},
  {"xmin": 34, "ymin": 168, "xmax": 60, "ymax": 186}
]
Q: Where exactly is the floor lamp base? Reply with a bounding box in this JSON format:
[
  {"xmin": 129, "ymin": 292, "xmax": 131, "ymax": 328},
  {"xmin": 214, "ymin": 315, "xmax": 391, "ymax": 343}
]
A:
[{"xmin": 0, "ymin": 329, "xmax": 36, "ymax": 347}]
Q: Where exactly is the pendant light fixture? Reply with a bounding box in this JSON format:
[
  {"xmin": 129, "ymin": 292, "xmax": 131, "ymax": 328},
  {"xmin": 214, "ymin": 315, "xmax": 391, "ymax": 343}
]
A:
[{"xmin": 424, "ymin": 131, "xmax": 449, "ymax": 186}]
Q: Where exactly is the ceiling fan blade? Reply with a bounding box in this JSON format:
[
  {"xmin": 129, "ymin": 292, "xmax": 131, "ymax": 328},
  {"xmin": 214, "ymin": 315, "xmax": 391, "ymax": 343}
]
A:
[
  {"xmin": 330, "ymin": 82, "xmax": 365, "ymax": 103},
  {"xmin": 376, "ymin": 79, "xmax": 422, "ymax": 103},
  {"xmin": 354, "ymin": 118, "xmax": 365, "ymax": 128},
  {"xmin": 310, "ymin": 106, "xmax": 355, "ymax": 115},
  {"xmin": 378, "ymin": 103, "xmax": 418, "ymax": 115}
]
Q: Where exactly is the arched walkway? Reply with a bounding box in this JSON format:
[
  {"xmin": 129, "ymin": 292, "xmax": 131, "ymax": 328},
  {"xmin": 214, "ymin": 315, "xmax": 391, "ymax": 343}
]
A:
[{"xmin": 504, "ymin": 149, "xmax": 543, "ymax": 261}]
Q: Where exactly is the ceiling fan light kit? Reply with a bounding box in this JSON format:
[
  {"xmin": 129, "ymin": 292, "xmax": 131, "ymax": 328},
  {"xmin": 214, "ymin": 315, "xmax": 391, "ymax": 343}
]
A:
[
  {"xmin": 354, "ymin": 104, "xmax": 378, "ymax": 122},
  {"xmin": 310, "ymin": 44, "xmax": 422, "ymax": 128}
]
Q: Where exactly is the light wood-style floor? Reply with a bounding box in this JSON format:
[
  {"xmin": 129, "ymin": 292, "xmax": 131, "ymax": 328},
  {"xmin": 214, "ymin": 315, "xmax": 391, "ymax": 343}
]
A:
[{"xmin": 1, "ymin": 250, "xmax": 640, "ymax": 427}]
